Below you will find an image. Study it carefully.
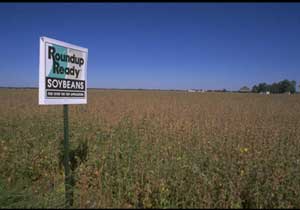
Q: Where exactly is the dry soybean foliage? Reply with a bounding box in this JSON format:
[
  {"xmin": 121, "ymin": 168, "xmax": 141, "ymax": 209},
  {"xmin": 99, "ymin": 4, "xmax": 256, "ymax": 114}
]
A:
[{"xmin": 1, "ymin": 89, "xmax": 300, "ymax": 208}]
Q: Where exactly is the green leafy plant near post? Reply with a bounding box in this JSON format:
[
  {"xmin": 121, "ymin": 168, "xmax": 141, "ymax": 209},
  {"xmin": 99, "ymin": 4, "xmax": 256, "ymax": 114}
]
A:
[{"xmin": 58, "ymin": 138, "xmax": 88, "ymax": 207}]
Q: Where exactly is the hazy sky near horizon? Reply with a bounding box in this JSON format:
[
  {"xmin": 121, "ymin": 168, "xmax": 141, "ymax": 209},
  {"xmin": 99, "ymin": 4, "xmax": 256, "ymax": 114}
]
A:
[{"xmin": 0, "ymin": 3, "xmax": 300, "ymax": 90}]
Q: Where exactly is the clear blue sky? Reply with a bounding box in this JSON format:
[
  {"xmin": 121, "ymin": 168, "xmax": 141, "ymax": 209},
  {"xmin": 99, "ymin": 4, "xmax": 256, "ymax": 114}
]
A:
[{"xmin": 0, "ymin": 3, "xmax": 300, "ymax": 90}]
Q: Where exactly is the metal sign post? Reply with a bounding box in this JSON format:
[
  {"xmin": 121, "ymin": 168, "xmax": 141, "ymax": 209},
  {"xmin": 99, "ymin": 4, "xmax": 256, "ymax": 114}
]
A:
[{"xmin": 63, "ymin": 104, "xmax": 71, "ymax": 208}]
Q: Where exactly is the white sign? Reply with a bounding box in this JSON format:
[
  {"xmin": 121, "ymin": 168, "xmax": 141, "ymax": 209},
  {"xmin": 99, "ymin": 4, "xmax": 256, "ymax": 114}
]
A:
[{"xmin": 39, "ymin": 37, "xmax": 88, "ymax": 105}]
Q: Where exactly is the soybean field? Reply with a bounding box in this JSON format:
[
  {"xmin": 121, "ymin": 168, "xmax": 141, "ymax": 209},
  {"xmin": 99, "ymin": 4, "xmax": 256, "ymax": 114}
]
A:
[{"xmin": 1, "ymin": 88, "xmax": 300, "ymax": 208}]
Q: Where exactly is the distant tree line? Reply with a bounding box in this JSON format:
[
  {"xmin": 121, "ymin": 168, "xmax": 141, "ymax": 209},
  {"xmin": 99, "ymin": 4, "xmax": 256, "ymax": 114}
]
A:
[
  {"xmin": 252, "ymin": 79, "xmax": 297, "ymax": 94},
  {"xmin": 206, "ymin": 89, "xmax": 227, "ymax": 92}
]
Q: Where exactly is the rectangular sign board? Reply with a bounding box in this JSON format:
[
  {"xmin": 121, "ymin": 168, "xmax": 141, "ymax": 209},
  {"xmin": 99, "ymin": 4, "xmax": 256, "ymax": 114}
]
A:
[{"xmin": 39, "ymin": 37, "xmax": 88, "ymax": 105}]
